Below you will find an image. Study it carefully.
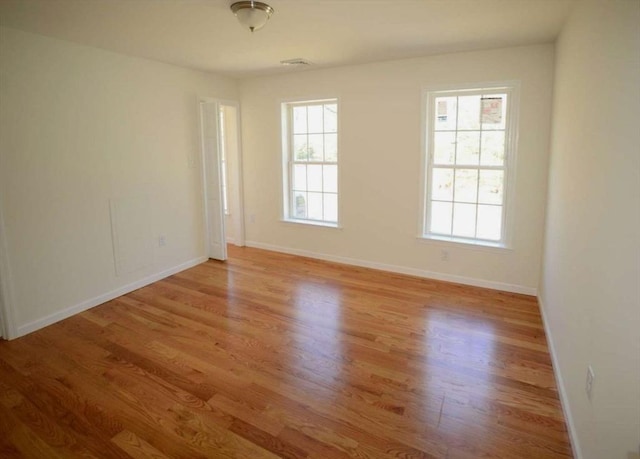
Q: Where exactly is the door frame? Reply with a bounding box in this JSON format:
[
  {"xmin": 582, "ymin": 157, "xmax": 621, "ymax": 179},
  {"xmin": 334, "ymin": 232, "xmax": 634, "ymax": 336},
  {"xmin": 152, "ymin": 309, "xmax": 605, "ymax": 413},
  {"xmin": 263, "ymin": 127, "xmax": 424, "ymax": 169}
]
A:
[
  {"xmin": 0, "ymin": 202, "xmax": 17, "ymax": 339},
  {"xmin": 218, "ymin": 99, "xmax": 246, "ymax": 247},
  {"xmin": 199, "ymin": 97, "xmax": 246, "ymax": 260}
]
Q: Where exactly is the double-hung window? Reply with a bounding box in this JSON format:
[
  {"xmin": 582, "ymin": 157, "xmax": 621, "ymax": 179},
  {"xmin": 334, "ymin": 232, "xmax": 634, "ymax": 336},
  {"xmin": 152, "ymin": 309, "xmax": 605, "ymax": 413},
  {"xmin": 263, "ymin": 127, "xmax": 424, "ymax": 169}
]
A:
[
  {"xmin": 422, "ymin": 83, "xmax": 518, "ymax": 247},
  {"xmin": 282, "ymin": 99, "xmax": 338, "ymax": 226}
]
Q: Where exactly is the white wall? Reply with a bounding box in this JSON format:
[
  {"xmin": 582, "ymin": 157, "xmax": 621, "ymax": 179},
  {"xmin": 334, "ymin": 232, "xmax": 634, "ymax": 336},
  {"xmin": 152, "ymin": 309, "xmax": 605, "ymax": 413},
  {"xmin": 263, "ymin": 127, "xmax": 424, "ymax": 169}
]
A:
[
  {"xmin": 0, "ymin": 27, "xmax": 237, "ymax": 337},
  {"xmin": 540, "ymin": 1, "xmax": 640, "ymax": 458},
  {"xmin": 239, "ymin": 44, "xmax": 555, "ymax": 293}
]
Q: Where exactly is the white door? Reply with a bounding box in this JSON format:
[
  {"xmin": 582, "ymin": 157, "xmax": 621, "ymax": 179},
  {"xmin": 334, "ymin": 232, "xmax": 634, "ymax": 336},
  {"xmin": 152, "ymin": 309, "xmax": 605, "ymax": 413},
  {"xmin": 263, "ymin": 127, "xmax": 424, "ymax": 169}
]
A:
[{"xmin": 200, "ymin": 101, "xmax": 227, "ymax": 261}]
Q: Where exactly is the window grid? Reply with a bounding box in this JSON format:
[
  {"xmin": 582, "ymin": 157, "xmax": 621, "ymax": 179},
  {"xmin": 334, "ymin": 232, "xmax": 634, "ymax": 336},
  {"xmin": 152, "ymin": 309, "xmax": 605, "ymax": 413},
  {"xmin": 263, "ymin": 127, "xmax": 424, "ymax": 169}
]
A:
[
  {"xmin": 425, "ymin": 87, "xmax": 514, "ymax": 245},
  {"xmin": 284, "ymin": 100, "xmax": 338, "ymax": 225}
]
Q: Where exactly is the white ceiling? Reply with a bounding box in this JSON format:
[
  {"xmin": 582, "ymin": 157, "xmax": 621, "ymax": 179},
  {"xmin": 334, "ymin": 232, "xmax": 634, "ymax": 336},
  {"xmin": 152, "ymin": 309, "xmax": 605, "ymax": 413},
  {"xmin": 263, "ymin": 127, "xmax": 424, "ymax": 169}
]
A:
[{"xmin": 0, "ymin": 0, "xmax": 576, "ymax": 78}]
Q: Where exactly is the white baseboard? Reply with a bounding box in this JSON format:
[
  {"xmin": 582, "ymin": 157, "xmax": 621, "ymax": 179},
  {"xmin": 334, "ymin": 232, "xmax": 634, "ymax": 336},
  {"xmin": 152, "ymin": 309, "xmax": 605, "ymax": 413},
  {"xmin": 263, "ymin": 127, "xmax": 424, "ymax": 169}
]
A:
[
  {"xmin": 15, "ymin": 256, "xmax": 208, "ymax": 338},
  {"xmin": 537, "ymin": 295, "xmax": 583, "ymax": 459},
  {"xmin": 244, "ymin": 240, "xmax": 536, "ymax": 296}
]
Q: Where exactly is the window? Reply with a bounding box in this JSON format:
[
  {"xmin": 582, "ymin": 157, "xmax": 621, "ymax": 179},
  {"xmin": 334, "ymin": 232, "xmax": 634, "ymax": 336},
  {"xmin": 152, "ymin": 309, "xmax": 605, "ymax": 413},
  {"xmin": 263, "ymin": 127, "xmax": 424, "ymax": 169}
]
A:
[
  {"xmin": 282, "ymin": 99, "xmax": 338, "ymax": 226},
  {"xmin": 422, "ymin": 83, "xmax": 518, "ymax": 247}
]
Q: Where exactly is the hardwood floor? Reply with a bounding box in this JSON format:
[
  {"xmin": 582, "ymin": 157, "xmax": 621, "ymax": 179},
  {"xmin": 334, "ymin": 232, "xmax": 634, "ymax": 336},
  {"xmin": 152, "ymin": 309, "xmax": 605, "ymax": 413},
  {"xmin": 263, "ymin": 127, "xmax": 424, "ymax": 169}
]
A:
[{"xmin": 0, "ymin": 246, "xmax": 573, "ymax": 458}]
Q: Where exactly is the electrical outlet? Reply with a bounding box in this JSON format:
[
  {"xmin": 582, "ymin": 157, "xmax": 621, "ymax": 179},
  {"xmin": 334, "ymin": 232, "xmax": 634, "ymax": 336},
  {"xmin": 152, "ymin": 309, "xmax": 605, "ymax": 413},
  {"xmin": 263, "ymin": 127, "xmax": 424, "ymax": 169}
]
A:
[
  {"xmin": 585, "ymin": 365, "xmax": 595, "ymax": 401},
  {"xmin": 440, "ymin": 249, "xmax": 449, "ymax": 262},
  {"xmin": 249, "ymin": 214, "xmax": 256, "ymax": 224},
  {"xmin": 158, "ymin": 236, "xmax": 166, "ymax": 247}
]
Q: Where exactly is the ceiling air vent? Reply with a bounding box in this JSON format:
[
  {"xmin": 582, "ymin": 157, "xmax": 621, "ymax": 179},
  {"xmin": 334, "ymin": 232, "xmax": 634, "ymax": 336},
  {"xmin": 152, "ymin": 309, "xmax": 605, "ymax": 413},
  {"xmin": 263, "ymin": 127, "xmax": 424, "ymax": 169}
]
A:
[{"xmin": 280, "ymin": 58, "xmax": 313, "ymax": 66}]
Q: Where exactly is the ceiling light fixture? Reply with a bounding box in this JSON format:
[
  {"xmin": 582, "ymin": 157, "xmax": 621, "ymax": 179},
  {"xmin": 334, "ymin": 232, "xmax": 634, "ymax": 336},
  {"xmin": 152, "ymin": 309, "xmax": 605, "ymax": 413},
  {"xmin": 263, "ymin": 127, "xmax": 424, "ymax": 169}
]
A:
[{"xmin": 230, "ymin": 1, "xmax": 274, "ymax": 33}]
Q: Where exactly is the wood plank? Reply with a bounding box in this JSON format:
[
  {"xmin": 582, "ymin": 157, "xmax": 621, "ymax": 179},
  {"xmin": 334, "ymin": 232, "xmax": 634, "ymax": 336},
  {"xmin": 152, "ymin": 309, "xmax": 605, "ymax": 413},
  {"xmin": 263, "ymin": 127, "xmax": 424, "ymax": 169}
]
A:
[{"xmin": 0, "ymin": 245, "xmax": 573, "ymax": 458}]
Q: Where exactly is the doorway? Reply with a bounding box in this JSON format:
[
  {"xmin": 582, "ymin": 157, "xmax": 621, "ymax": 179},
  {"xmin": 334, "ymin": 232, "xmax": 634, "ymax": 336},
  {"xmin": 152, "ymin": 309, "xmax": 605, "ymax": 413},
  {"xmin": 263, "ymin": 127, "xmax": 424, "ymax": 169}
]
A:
[{"xmin": 200, "ymin": 99, "xmax": 245, "ymax": 261}]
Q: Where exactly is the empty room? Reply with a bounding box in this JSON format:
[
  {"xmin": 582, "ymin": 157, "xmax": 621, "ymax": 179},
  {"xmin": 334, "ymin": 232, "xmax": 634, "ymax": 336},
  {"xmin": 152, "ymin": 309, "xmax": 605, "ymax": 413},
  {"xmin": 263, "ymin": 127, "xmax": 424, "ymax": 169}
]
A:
[{"xmin": 0, "ymin": 0, "xmax": 638, "ymax": 458}]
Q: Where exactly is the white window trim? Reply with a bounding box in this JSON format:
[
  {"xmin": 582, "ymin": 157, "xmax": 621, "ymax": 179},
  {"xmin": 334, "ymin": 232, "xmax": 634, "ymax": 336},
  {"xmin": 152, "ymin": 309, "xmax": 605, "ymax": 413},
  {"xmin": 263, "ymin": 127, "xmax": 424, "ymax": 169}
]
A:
[
  {"xmin": 418, "ymin": 81, "xmax": 520, "ymax": 249},
  {"xmin": 281, "ymin": 97, "xmax": 340, "ymax": 228}
]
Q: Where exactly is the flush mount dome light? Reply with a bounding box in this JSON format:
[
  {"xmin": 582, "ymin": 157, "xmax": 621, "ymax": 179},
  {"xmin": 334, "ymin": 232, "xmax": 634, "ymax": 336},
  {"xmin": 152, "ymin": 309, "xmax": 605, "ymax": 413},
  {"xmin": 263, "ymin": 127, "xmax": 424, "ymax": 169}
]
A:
[{"xmin": 230, "ymin": 1, "xmax": 274, "ymax": 32}]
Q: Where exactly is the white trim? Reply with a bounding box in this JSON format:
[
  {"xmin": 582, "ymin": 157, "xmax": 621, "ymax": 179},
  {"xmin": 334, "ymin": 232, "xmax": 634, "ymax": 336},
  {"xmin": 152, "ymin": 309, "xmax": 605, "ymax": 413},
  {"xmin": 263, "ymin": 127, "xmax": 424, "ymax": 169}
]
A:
[
  {"xmin": 231, "ymin": 102, "xmax": 247, "ymax": 247},
  {"xmin": 15, "ymin": 256, "xmax": 207, "ymax": 338},
  {"xmin": 419, "ymin": 81, "xmax": 521, "ymax": 249},
  {"xmin": 245, "ymin": 240, "xmax": 536, "ymax": 295},
  {"xmin": 280, "ymin": 97, "xmax": 340, "ymax": 226},
  {"xmin": 537, "ymin": 295, "xmax": 583, "ymax": 459},
  {"xmin": 216, "ymin": 99, "xmax": 246, "ymax": 247},
  {"xmin": 0, "ymin": 202, "xmax": 18, "ymax": 339},
  {"xmin": 280, "ymin": 218, "xmax": 341, "ymax": 229}
]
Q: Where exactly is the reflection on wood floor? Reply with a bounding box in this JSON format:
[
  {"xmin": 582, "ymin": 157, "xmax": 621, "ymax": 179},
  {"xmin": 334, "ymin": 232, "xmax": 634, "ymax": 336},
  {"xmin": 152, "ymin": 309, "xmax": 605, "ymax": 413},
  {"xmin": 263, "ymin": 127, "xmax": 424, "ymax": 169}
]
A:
[{"xmin": 0, "ymin": 245, "xmax": 573, "ymax": 458}]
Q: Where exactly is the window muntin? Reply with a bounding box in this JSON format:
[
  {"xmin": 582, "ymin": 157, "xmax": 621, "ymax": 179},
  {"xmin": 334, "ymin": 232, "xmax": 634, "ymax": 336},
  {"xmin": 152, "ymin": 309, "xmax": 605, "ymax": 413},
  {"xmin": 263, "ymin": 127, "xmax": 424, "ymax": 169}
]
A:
[
  {"xmin": 283, "ymin": 100, "xmax": 338, "ymax": 225},
  {"xmin": 423, "ymin": 85, "xmax": 517, "ymax": 246}
]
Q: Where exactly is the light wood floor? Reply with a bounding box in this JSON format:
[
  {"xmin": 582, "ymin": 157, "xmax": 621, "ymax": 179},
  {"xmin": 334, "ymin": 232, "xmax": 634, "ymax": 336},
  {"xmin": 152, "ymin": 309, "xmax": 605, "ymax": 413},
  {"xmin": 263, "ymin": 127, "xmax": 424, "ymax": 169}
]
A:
[{"xmin": 0, "ymin": 246, "xmax": 572, "ymax": 458}]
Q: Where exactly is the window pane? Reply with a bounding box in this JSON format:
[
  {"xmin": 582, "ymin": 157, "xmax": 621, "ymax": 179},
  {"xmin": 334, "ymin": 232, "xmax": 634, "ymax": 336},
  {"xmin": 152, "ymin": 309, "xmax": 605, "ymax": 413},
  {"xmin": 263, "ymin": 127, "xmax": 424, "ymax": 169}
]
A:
[
  {"xmin": 294, "ymin": 134, "xmax": 308, "ymax": 161},
  {"xmin": 293, "ymin": 192, "xmax": 307, "ymax": 219},
  {"xmin": 307, "ymin": 105, "xmax": 323, "ymax": 133},
  {"xmin": 457, "ymin": 95, "xmax": 480, "ymax": 130},
  {"xmin": 324, "ymin": 104, "xmax": 337, "ymax": 133},
  {"xmin": 323, "ymin": 193, "xmax": 338, "ymax": 222},
  {"xmin": 454, "ymin": 169, "xmax": 478, "ymax": 203},
  {"xmin": 430, "ymin": 201, "xmax": 452, "ymax": 235},
  {"xmin": 431, "ymin": 168, "xmax": 453, "ymax": 201},
  {"xmin": 324, "ymin": 133, "xmax": 337, "ymax": 162},
  {"xmin": 481, "ymin": 94, "xmax": 507, "ymax": 130},
  {"xmin": 481, "ymin": 131, "xmax": 505, "ymax": 165},
  {"xmin": 307, "ymin": 165, "xmax": 322, "ymax": 192},
  {"xmin": 478, "ymin": 170, "xmax": 504, "ymax": 205},
  {"xmin": 286, "ymin": 100, "xmax": 339, "ymax": 225},
  {"xmin": 452, "ymin": 203, "xmax": 476, "ymax": 238},
  {"xmin": 456, "ymin": 131, "xmax": 480, "ymax": 165},
  {"xmin": 477, "ymin": 204, "xmax": 502, "ymax": 240},
  {"xmin": 308, "ymin": 134, "xmax": 323, "ymax": 161},
  {"xmin": 434, "ymin": 97, "xmax": 457, "ymax": 131},
  {"xmin": 323, "ymin": 164, "xmax": 338, "ymax": 193},
  {"xmin": 434, "ymin": 131, "xmax": 455, "ymax": 164},
  {"xmin": 307, "ymin": 192, "xmax": 323, "ymax": 220},
  {"xmin": 293, "ymin": 164, "xmax": 307, "ymax": 191},
  {"xmin": 293, "ymin": 106, "xmax": 307, "ymax": 134}
]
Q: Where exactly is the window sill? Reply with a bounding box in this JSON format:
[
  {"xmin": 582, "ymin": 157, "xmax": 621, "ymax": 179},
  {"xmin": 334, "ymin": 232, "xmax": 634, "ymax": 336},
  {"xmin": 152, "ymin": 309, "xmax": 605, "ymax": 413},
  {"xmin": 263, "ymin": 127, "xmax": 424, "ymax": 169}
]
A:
[
  {"xmin": 281, "ymin": 219, "xmax": 342, "ymax": 229},
  {"xmin": 416, "ymin": 234, "xmax": 513, "ymax": 252}
]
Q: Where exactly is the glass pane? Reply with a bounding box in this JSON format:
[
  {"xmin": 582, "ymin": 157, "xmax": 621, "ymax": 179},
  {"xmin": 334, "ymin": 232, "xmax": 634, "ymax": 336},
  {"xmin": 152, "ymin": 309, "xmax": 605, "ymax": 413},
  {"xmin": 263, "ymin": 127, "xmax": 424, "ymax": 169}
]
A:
[
  {"xmin": 307, "ymin": 165, "xmax": 322, "ymax": 192},
  {"xmin": 457, "ymin": 95, "xmax": 480, "ymax": 130},
  {"xmin": 324, "ymin": 133, "xmax": 338, "ymax": 162},
  {"xmin": 307, "ymin": 105, "xmax": 323, "ymax": 133},
  {"xmin": 308, "ymin": 134, "xmax": 323, "ymax": 161},
  {"xmin": 434, "ymin": 97, "xmax": 457, "ymax": 131},
  {"xmin": 454, "ymin": 169, "xmax": 478, "ymax": 203},
  {"xmin": 307, "ymin": 192, "xmax": 323, "ymax": 220},
  {"xmin": 293, "ymin": 192, "xmax": 307, "ymax": 219},
  {"xmin": 477, "ymin": 204, "xmax": 502, "ymax": 240},
  {"xmin": 323, "ymin": 193, "xmax": 338, "ymax": 222},
  {"xmin": 323, "ymin": 165, "xmax": 338, "ymax": 193},
  {"xmin": 478, "ymin": 170, "xmax": 504, "ymax": 205},
  {"xmin": 481, "ymin": 94, "xmax": 507, "ymax": 130},
  {"xmin": 481, "ymin": 131, "xmax": 505, "ymax": 166},
  {"xmin": 452, "ymin": 203, "xmax": 476, "ymax": 238},
  {"xmin": 434, "ymin": 131, "xmax": 455, "ymax": 164},
  {"xmin": 293, "ymin": 164, "xmax": 307, "ymax": 191},
  {"xmin": 324, "ymin": 104, "xmax": 337, "ymax": 133},
  {"xmin": 431, "ymin": 168, "xmax": 453, "ymax": 201},
  {"xmin": 292, "ymin": 106, "xmax": 307, "ymax": 134},
  {"xmin": 293, "ymin": 134, "xmax": 308, "ymax": 161},
  {"xmin": 430, "ymin": 201, "xmax": 452, "ymax": 235},
  {"xmin": 456, "ymin": 131, "xmax": 480, "ymax": 165}
]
